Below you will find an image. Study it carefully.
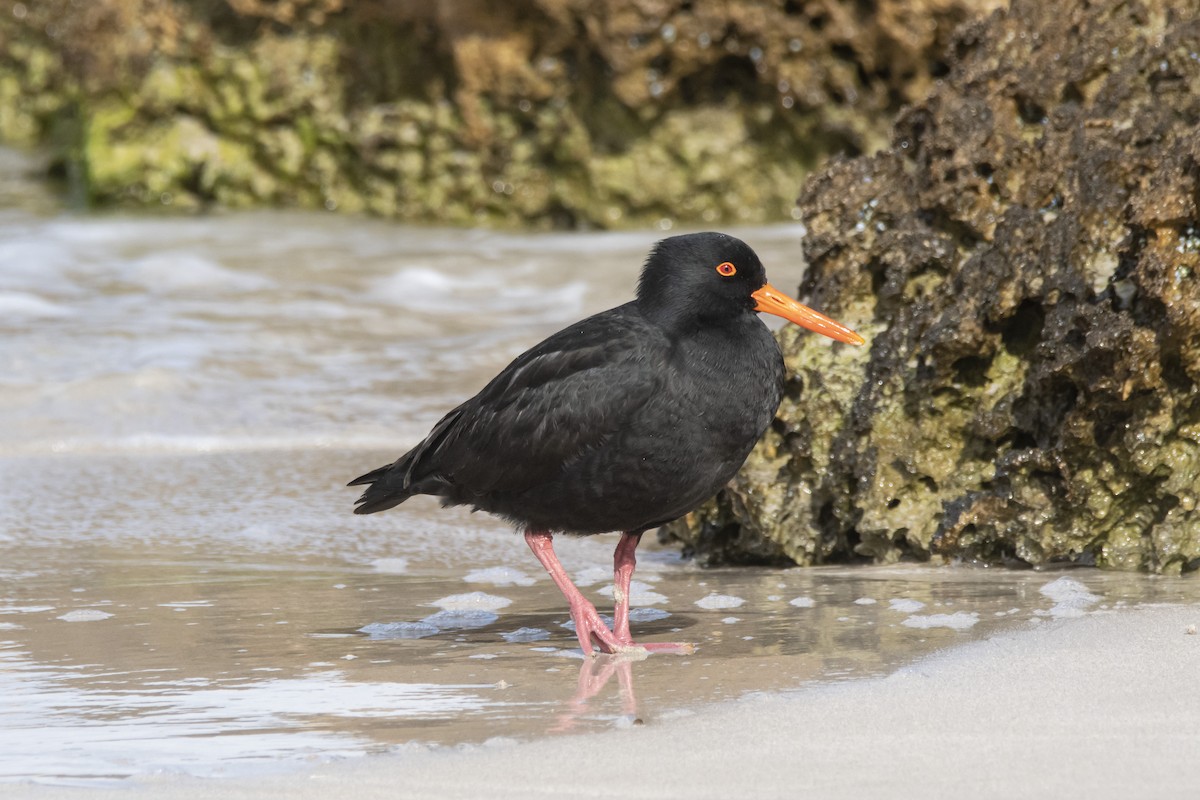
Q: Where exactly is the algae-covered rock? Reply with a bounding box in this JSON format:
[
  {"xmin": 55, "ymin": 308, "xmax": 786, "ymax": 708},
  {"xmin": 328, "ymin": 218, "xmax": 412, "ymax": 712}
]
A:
[
  {"xmin": 667, "ymin": 0, "xmax": 1200, "ymax": 573},
  {"xmin": 0, "ymin": 0, "xmax": 1000, "ymax": 226}
]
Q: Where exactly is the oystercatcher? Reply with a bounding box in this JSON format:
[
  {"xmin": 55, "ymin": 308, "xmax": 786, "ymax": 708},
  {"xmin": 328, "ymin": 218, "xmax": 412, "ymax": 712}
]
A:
[{"xmin": 350, "ymin": 232, "xmax": 863, "ymax": 655}]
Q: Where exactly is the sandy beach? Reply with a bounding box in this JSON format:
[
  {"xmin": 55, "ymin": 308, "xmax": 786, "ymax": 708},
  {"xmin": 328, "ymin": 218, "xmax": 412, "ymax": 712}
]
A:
[{"xmin": 12, "ymin": 603, "xmax": 1198, "ymax": 800}]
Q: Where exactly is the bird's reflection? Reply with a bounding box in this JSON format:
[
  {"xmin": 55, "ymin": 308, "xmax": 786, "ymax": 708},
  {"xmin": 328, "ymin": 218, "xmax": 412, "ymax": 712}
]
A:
[{"xmin": 551, "ymin": 651, "xmax": 647, "ymax": 732}]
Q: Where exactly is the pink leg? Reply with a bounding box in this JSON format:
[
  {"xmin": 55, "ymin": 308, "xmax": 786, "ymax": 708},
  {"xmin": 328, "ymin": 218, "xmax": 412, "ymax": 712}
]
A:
[
  {"xmin": 610, "ymin": 531, "xmax": 695, "ymax": 655},
  {"xmin": 612, "ymin": 532, "xmax": 642, "ymax": 644},
  {"xmin": 525, "ymin": 530, "xmax": 622, "ymax": 656}
]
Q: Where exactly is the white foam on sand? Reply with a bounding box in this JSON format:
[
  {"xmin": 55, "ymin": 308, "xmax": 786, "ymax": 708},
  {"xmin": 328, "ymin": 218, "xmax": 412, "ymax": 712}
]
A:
[
  {"xmin": 1038, "ymin": 575, "xmax": 1101, "ymax": 618},
  {"xmin": 419, "ymin": 610, "xmax": 499, "ymax": 630},
  {"xmin": 500, "ymin": 627, "xmax": 550, "ymax": 643},
  {"xmin": 1, "ymin": 606, "xmax": 55, "ymax": 614},
  {"xmin": 463, "ymin": 567, "xmax": 536, "ymax": 587},
  {"xmin": 596, "ymin": 581, "xmax": 668, "ymax": 605},
  {"xmin": 360, "ymin": 593, "xmax": 513, "ymax": 638},
  {"xmin": 428, "ymin": 593, "xmax": 512, "ymax": 612},
  {"xmin": 888, "ymin": 598, "xmax": 927, "ymax": 613},
  {"xmin": 55, "ymin": 609, "xmax": 114, "ymax": 622},
  {"xmin": 572, "ymin": 566, "xmax": 611, "ymax": 587},
  {"xmin": 901, "ymin": 611, "xmax": 980, "ymax": 630},
  {"xmin": 694, "ymin": 593, "xmax": 745, "ymax": 610},
  {"xmin": 28, "ymin": 605, "xmax": 1197, "ymax": 800},
  {"xmin": 370, "ymin": 558, "xmax": 409, "ymax": 574},
  {"xmin": 359, "ymin": 621, "xmax": 439, "ymax": 640}
]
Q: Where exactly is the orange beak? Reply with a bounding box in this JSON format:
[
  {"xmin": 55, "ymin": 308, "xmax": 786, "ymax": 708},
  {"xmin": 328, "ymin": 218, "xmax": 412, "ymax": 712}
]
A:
[{"xmin": 752, "ymin": 283, "xmax": 865, "ymax": 345}]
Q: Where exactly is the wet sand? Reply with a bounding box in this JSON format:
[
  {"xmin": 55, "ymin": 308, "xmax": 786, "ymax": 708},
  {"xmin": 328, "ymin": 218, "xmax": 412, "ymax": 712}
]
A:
[
  {"xmin": 10, "ymin": 604, "xmax": 1198, "ymax": 799},
  {"xmin": 5, "ymin": 448, "xmax": 1199, "ymax": 791}
]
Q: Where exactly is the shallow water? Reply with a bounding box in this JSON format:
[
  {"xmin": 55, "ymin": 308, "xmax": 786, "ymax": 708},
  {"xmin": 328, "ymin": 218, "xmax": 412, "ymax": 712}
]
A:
[{"xmin": 1, "ymin": 191, "xmax": 1196, "ymax": 786}]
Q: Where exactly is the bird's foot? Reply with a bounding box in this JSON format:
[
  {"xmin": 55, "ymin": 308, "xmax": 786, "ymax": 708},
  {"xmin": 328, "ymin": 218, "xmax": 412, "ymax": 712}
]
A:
[
  {"xmin": 567, "ymin": 603, "xmax": 694, "ymax": 656},
  {"xmin": 567, "ymin": 600, "xmax": 624, "ymax": 656},
  {"xmin": 613, "ymin": 613, "xmax": 695, "ymax": 654},
  {"xmin": 613, "ymin": 636, "xmax": 696, "ymax": 656}
]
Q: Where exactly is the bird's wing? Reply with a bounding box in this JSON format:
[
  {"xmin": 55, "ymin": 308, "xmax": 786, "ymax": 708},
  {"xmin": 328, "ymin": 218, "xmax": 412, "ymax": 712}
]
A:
[{"xmin": 412, "ymin": 306, "xmax": 665, "ymax": 496}]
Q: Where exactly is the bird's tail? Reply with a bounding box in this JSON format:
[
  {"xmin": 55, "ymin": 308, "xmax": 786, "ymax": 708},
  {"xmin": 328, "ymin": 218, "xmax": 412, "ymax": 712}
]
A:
[
  {"xmin": 348, "ymin": 459, "xmax": 417, "ymax": 515},
  {"xmin": 349, "ymin": 405, "xmax": 462, "ymax": 515}
]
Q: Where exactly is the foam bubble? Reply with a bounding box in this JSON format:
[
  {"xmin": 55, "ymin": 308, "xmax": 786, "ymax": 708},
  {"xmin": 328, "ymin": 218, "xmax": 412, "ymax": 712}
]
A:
[
  {"xmin": 464, "ymin": 567, "xmax": 536, "ymax": 587},
  {"xmin": 56, "ymin": 609, "xmax": 113, "ymax": 622},
  {"xmin": 371, "ymin": 558, "xmax": 409, "ymax": 574},
  {"xmin": 429, "ymin": 592, "xmax": 512, "ymax": 612},
  {"xmin": 420, "ymin": 610, "xmax": 499, "ymax": 630},
  {"xmin": 889, "ymin": 598, "xmax": 927, "ymax": 613},
  {"xmin": 789, "ymin": 596, "xmax": 816, "ymax": 608},
  {"xmin": 359, "ymin": 621, "xmax": 439, "ymax": 640},
  {"xmin": 1038, "ymin": 576, "xmax": 1101, "ymax": 619},
  {"xmin": 695, "ymin": 593, "xmax": 745, "ymax": 610},
  {"xmin": 501, "ymin": 627, "xmax": 550, "ymax": 643},
  {"xmin": 597, "ymin": 580, "xmax": 668, "ymax": 605},
  {"xmin": 901, "ymin": 612, "xmax": 980, "ymax": 630},
  {"xmin": 573, "ymin": 566, "xmax": 611, "ymax": 587}
]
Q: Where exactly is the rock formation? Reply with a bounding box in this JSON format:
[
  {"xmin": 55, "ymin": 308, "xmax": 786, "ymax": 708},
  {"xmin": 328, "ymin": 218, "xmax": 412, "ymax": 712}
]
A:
[
  {"xmin": 669, "ymin": 0, "xmax": 1200, "ymax": 574},
  {"xmin": 0, "ymin": 0, "xmax": 998, "ymax": 226}
]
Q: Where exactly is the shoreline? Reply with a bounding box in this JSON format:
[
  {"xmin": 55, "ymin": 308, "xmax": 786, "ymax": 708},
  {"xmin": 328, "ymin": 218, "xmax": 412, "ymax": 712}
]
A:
[{"xmin": 14, "ymin": 602, "xmax": 1199, "ymax": 800}]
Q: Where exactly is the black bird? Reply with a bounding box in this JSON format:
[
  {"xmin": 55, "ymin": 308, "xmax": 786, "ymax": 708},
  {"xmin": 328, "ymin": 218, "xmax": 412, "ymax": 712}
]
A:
[{"xmin": 350, "ymin": 232, "xmax": 863, "ymax": 655}]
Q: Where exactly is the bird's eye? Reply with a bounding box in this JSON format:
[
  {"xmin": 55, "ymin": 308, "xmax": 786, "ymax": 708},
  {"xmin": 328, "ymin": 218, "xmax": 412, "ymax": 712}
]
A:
[{"xmin": 716, "ymin": 262, "xmax": 737, "ymax": 277}]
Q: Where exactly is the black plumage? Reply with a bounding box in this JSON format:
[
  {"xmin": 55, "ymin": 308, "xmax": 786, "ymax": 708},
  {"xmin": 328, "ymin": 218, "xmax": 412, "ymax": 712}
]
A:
[{"xmin": 350, "ymin": 232, "xmax": 862, "ymax": 655}]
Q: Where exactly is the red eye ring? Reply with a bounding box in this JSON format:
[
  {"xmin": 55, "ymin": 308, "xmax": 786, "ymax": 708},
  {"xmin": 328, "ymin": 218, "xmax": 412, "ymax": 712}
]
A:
[{"xmin": 716, "ymin": 262, "xmax": 737, "ymax": 276}]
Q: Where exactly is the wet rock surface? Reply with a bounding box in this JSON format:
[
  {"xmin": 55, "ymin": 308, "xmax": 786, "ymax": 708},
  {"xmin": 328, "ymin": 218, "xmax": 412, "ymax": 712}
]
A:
[
  {"xmin": 0, "ymin": 0, "xmax": 998, "ymax": 226},
  {"xmin": 668, "ymin": 0, "xmax": 1200, "ymax": 573}
]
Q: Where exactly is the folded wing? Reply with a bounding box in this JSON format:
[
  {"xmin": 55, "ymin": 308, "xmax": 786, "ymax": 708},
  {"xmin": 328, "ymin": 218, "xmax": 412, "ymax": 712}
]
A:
[{"xmin": 350, "ymin": 306, "xmax": 662, "ymax": 514}]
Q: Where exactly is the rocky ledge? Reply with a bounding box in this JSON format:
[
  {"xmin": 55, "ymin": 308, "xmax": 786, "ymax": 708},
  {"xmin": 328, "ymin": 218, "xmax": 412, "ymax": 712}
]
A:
[
  {"xmin": 0, "ymin": 0, "xmax": 997, "ymax": 226},
  {"xmin": 668, "ymin": 0, "xmax": 1200, "ymax": 574}
]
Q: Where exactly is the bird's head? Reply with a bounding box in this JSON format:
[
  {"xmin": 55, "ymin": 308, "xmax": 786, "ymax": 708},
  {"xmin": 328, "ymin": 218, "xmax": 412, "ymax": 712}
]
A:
[{"xmin": 636, "ymin": 232, "xmax": 864, "ymax": 345}]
